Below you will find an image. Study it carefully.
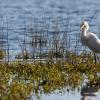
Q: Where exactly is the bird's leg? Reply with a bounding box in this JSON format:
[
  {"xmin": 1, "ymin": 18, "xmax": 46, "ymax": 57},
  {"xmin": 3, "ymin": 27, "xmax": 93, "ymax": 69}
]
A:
[
  {"xmin": 94, "ymin": 53, "xmax": 97, "ymax": 64},
  {"xmin": 93, "ymin": 53, "xmax": 97, "ymax": 79}
]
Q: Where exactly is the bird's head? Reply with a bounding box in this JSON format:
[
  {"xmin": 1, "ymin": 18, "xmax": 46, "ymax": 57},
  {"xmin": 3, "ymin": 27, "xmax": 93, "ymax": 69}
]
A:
[{"xmin": 80, "ymin": 21, "xmax": 89, "ymax": 31}]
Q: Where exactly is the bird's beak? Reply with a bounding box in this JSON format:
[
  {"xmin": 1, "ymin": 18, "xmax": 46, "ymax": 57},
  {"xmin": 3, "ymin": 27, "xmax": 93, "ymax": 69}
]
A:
[{"xmin": 80, "ymin": 24, "xmax": 84, "ymax": 30}]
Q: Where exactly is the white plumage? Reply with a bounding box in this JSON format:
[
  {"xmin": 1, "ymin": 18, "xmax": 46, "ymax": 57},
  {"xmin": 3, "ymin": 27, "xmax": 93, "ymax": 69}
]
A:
[{"xmin": 80, "ymin": 21, "xmax": 100, "ymax": 63}]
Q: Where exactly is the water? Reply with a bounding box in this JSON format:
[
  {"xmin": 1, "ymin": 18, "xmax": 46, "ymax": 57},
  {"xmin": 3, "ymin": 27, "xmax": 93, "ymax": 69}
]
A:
[
  {"xmin": 0, "ymin": 0, "xmax": 100, "ymax": 26},
  {"xmin": 32, "ymin": 91, "xmax": 100, "ymax": 100},
  {"xmin": 0, "ymin": 0, "xmax": 100, "ymax": 99},
  {"xmin": 0, "ymin": 0, "xmax": 100, "ymax": 56}
]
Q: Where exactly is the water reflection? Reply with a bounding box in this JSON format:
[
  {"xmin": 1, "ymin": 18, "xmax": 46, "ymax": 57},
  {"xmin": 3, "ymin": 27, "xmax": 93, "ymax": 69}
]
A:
[{"xmin": 81, "ymin": 76, "xmax": 100, "ymax": 100}]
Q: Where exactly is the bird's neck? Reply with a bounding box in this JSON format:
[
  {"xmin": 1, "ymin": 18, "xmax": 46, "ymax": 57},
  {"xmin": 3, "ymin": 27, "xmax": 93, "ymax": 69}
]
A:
[{"xmin": 81, "ymin": 29, "xmax": 88, "ymax": 36}]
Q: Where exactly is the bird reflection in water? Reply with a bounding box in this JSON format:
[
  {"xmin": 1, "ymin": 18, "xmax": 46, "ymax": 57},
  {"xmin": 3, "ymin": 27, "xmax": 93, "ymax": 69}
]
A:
[{"xmin": 80, "ymin": 78, "xmax": 100, "ymax": 100}]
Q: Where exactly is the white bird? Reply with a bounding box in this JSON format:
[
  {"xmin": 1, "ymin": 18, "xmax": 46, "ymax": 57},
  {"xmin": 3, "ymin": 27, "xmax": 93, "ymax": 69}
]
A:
[{"xmin": 80, "ymin": 21, "xmax": 100, "ymax": 64}]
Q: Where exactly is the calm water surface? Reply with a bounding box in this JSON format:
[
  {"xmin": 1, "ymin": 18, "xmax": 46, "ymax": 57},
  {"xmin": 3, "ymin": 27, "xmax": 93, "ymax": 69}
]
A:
[{"xmin": 0, "ymin": 0, "xmax": 100, "ymax": 54}]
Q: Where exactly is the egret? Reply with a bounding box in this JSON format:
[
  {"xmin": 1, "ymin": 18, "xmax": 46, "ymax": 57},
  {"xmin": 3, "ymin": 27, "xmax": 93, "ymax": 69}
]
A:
[{"xmin": 80, "ymin": 21, "xmax": 100, "ymax": 64}]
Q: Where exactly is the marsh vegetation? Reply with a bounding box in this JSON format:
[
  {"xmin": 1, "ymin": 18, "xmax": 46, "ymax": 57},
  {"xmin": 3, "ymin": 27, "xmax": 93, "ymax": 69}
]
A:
[{"xmin": 0, "ymin": 53, "xmax": 100, "ymax": 99}]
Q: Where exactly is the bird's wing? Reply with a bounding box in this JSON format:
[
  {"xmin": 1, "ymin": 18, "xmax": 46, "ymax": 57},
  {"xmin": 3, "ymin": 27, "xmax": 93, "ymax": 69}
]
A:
[
  {"xmin": 87, "ymin": 32, "xmax": 100, "ymax": 43},
  {"xmin": 87, "ymin": 32, "xmax": 100, "ymax": 53}
]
